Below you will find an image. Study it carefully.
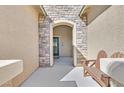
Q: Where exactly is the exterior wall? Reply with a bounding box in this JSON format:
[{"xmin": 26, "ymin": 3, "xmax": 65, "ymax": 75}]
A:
[
  {"xmin": 53, "ymin": 25, "xmax": 73, "ymax": 57},
  {"xmin": 87, "ymin": 6, "xmax": 124, "ymax": 59},
  {"xmin": 39, "ymin": 5, "xmax": 87, "ymax": 66},
  {"xmin": 0, "ymin": 6, "xmax": 39, "ymax": 86},
  {"xmin": 39, "ymin": 16, "xmax": 52, "ymax": 66}
]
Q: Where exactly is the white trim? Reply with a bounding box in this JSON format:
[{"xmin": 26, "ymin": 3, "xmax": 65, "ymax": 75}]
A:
[
  {"xmin": 53, "ymin": 35, "xmax": 61, "ymax": 37},
  {"xmin": 79, "ymin": 5, "xmax": 88, "ymax": 17},
  {"xmin": 50, "ymin": 20, "xmax": 77, "ymax": 67},
  {"xmin": 50, "ymin": 23, "xmax": 53, "ymax": 66},
  {"xmin": 40, "ymin": 5, "xmax": 47, "ymax": 16},
  {"xmin": 72, "ymin": 23, "xmax": 77, "ymax": 66},
  {"xmin": 53, "ymin": 20, "xmax": 74, "ymax": 27}
]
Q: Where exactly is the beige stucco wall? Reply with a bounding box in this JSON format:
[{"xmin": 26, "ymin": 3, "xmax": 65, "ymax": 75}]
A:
[
  {"xmin": 87, "ymin": 6, "xmax": 124, "ymax": 59},
  {"xmin": 53, "ymin": 25, "xmax": 73, "ymax": 57},
  {"xmin": 0, "ymin": 6, "xmax": 39, "ymax": 86}
]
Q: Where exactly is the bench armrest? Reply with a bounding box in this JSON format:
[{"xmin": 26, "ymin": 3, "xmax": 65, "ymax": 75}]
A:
[{"xmin": 85, "ymin": 66, "xmax": 111, "ymax": 87}]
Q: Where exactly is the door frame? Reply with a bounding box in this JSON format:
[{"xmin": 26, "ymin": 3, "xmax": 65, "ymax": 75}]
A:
[
  {"xmin": 50, "ymin": 20, "xmax": 77, "ymax": 66},
  {"xmin": 53, "ymin": 36, "xmax": 61, "ymax": 57}
]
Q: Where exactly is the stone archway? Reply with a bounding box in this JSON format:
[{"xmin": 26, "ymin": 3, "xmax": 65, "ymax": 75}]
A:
[{"xmin": 50, "ymin": 20, "xmax": 77, "ymax": 66}]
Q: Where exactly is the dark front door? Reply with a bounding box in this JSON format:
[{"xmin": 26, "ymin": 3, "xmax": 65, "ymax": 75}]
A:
[{"xmin": 53, "ymin": 37, "xmax": 59, "ymax": 57}]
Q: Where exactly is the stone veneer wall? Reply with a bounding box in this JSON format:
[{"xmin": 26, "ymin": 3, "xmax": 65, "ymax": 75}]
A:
[
  {"xmin": 39, "ymin": 5, "xmax": 87, "ymax": 66},
  {"xmin": 39, "ymin": 15, "xmax": 52, "ymax": 66}
]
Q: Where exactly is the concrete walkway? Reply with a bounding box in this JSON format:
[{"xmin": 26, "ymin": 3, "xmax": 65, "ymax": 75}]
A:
[
  {"xmin": 21, "ymin": 57, "xmax": 77, "ymax": 87},
  {"xmin": 61, "ymin": 67, "xmax": 100, "ymax": 87}
]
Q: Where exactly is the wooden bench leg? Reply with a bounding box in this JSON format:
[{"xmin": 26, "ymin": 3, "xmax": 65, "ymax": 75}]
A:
[
  {"xmin": 82, "ymin": 61, "xmax": 95, "ymax": 77},
  {"xmin": 101, "ymin": 74, "xmax": 111, "ymax": 87},
  {"xmin": 84, "ymin": 69, "xmax": 90, "ymax": 77}
]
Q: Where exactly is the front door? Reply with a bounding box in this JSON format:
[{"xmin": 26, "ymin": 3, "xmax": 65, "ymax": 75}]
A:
[{"xmin": 53, "ymin": 37, "xmax": 59, "ymax": 57}]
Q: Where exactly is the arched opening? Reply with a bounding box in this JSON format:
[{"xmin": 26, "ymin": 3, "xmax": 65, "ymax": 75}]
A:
[
  {"xmin": 50, "ymin": 20, "xmax": 77, "ymax": 66},
  {"xmin": 53, "ymin": 25, "xmax": 73, "ymax": 65}
]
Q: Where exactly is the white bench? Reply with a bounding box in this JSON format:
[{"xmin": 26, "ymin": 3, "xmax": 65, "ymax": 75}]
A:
[
  {"xmin": 100, "ymin": 58, "xmax": 124, "ymax": 86},
  {"xmin": 0, "ymin": 60, "xmax": 23, "ymax": 86}
]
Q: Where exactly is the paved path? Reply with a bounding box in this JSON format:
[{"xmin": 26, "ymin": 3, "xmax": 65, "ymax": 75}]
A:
[
  {"xmin": 61, "ymin": 67, "xmax": 100, "ymax": 87},
  {"xmin": 21, "ymin": 57, "xmax": 77, "ymax": 87}
]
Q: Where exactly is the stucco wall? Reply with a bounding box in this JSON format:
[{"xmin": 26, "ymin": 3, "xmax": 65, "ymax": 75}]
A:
[
  {"xmin": 87, "ymin": 6, "xmax": 124, "ymax": 59},
  {"xmin": 53, "ymin": 25, "xmax": 73, "ymax": 57},
  {"xmin": 0, "ymin": 6, "xmax": 39, "ymax": 86}
]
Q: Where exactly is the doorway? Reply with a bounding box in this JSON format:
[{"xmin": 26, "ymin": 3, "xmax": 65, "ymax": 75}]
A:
[
  {"xmin": 53, "ymin": 37, "xmax": 60, "ymax": 58},
  {"xmin": 53, "ymin": 25, "xmax": 73, "ymax": 66},
  {"xmin": 50, "ymin": 20, "xmax": 77, "ymax": 66}
]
